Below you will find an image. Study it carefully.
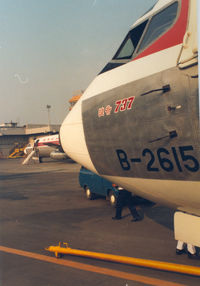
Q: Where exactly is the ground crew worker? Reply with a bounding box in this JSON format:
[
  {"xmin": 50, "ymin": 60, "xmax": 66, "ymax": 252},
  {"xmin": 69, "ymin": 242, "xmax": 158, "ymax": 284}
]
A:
[
  {"xmin": 112, "ymin": 189, "xmax": 141, "ymax": 221},
  {"xmin": 176, "ymin": 240, "xmax": 199, "ymax": 259}
]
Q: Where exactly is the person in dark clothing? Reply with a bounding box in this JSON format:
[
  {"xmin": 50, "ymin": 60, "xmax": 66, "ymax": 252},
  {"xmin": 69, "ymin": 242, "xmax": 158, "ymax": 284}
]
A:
[{"xmin": 112, "ymin": 189, "xmax": 141, "ymax": 221}]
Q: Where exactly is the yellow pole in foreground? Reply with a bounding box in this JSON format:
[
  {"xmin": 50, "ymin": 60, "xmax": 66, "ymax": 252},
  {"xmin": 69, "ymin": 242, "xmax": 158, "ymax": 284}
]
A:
[{"xmin": 45, "ymin": 242, "xmax": 200, "ymax": 277}]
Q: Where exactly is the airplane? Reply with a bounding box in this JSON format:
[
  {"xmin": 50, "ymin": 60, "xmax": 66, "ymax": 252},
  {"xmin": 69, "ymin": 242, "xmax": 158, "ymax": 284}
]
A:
[
  {"xmin": 23, "ymin": 134, "xmax": 67, "ymax": 164},
  {"xmin": 60, "ymin": 0, "xmax": 200, "ymax": 248}
]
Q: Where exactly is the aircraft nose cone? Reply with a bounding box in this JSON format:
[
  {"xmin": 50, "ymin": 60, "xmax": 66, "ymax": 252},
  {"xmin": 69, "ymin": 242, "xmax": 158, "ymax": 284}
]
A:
[{"xmin": 60, "ymin": 100, "xmax": 96, "ymax": 172}]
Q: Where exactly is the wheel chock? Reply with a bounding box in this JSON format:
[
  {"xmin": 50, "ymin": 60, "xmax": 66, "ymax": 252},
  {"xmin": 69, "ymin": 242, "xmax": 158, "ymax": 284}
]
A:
[{"xmin": 45, "ymin": 242, "xmax": 200, "ymax": 276}]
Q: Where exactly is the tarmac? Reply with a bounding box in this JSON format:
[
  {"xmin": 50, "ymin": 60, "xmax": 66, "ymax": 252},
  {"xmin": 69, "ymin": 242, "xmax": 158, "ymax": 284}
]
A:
[{"xmin": 0, "ymin": 158, "xmax": 200, "ymax": 286}]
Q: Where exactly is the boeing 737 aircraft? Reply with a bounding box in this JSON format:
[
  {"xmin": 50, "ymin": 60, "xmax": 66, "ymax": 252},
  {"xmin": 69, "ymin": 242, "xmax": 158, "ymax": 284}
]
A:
[{"xmin": 60, "ymin": 0, "xmax": 200, "ymax": 247}]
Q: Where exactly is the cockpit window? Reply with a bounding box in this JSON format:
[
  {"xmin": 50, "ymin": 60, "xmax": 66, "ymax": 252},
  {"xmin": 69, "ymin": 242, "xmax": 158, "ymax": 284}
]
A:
[
  {"xmin": 115, "ymin": 38, "xmax": 134, "ymax": 60},
  {"xmin": 113, "ymin": 21, "xmax": 148, "ymax": 60},
  {"xmin": 137, "ymin": 2, "xmax": 178, "ymax": 53},
  {"xmin": 99, "ymin": 1, "xmax": 179, "ymax": 74}
]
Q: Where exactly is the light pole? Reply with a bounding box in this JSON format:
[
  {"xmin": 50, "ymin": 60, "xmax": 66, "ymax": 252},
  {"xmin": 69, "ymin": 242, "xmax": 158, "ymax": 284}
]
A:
[{"xmin": 46, "ymin": 105, "xmax": 51, "ymax": 130}]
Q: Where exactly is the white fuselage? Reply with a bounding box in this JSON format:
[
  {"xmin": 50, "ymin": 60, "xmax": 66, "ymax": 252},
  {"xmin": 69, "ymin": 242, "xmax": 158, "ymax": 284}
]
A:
[
  {"xmin": 60, "ymin": 0, "xmax": 200, "ymax": 215},
  {"xmin": 24, "ymin": 134, "xmax": 60, "ymax": 158}
]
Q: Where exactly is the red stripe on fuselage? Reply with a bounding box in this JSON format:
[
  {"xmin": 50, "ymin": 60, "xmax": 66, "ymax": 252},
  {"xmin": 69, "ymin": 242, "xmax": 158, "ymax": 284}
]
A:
[
  {"xmin": 37, "ymin": 141, "xmax": 60, "ymax": 147},
  {"xmin": 134, "ymin": 0, "xmax": 189, "ymax": 61}
]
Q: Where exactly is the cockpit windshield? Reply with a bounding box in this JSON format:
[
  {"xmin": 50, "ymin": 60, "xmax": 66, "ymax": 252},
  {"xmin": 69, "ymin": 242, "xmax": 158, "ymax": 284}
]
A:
[
  {"xmin": 137, "ymin": 2, "xmax": 178, "ymax": 54},
  {"xmin": 114, "ymin": 1, "xmax": 178, "ymax": 61},
  {"xmin": 113, "ymin": 21, "xmax": 148, "ymax": 60},
  {"xmin": 100, "ymin": 1, "xmax": 179, "ymax": 74}
]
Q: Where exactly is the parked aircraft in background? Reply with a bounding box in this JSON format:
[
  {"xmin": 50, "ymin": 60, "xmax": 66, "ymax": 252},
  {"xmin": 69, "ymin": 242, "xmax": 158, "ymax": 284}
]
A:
[
  {"xmin": 23, "ymin": 134, "xmax": 67, "ymax": 164},
  {"xmin": 60, "ymin": 0, "xmax": 200, "ymax": 247}
]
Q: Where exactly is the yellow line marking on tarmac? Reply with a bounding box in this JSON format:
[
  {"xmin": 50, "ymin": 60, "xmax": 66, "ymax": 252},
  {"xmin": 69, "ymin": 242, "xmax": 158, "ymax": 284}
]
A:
[{"xmin": 0, "ymin": 245, "xmax": 185, "ymax": 286}]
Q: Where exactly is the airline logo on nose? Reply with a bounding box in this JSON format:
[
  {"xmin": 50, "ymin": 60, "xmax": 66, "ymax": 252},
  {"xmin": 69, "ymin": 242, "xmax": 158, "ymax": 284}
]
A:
[{"xmin": 98, "ymin": 105, "xmax": 112, "ymax": 117}]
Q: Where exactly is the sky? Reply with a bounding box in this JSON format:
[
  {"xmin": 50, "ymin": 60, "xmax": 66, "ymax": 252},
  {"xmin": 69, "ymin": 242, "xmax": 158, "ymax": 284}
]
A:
[{"xmin": 0, "ymin": 0, "xmax": 158, "ymax": 125}]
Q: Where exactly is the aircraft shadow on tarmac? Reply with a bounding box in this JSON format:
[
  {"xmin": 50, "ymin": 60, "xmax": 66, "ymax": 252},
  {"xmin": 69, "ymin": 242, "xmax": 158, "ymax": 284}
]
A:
[
  {"xmin": 78, "ymin": 194, "xmax": 174, "ymax": 231},
  {"xmin": 141, "ymin": 204, "xmax": 174, "ymax": 231},
  {"xmin": 113, "ymin": 197, "xmax": 174, "ymax": 231}
]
